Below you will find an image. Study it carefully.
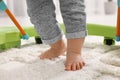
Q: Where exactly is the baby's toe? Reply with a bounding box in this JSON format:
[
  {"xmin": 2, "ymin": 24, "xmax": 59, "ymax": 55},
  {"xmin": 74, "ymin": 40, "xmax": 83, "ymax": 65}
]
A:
[
  {"xmin": 76, "ymin": 63, "xmax": 81, "ymax": 70},
  {"xmin": 65, "ymin": 64, "xmax": 71, "ymax": 71},
  {"xmin": 79, "ymin": 62, "xmax": 84, "ymax": 69},
  {"xmin": 71, "ymin": 63, "xmax": 76, "ymax": 71},
  {"xmin": 82, "ymin": 61, "xmax": 86, "ymax": 66},
  {"xmin": 39, "ymin": 54, "xmax": 44, "ymax": 59}
]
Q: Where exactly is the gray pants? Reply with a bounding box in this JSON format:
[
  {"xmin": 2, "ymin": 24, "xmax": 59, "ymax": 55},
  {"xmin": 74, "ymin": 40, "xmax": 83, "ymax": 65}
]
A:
[{"xmin": 26, "ymin": 0, "xmax": 87, "ymax": 44}]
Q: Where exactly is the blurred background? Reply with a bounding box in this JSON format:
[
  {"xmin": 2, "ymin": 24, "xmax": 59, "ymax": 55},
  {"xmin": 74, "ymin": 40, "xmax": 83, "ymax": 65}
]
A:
[{"xmin": 0, "ymin": 0, "xmax": 117, "ymax": 26}]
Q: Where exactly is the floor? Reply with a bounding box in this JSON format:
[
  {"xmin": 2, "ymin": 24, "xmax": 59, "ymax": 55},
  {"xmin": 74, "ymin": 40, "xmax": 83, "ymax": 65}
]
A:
[{"xmin": 0, "ymin": 36, "xmax": 120, "ymax": 80}]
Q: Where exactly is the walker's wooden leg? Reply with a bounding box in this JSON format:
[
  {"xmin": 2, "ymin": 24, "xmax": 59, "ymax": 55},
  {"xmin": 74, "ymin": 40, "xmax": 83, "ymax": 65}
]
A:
[{"xmin": 116, "ymin": 0, "xmax": 120, "ymax": 41}]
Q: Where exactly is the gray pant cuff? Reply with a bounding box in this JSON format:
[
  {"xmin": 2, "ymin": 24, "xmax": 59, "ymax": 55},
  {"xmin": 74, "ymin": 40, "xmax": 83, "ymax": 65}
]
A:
[
  {"xmin": 66, "ymin": 30, "xmax": 87, "ymax": 39},
  {"xmin": 42, "ymin": 33, "xmax": 63, "ymax": 44}
]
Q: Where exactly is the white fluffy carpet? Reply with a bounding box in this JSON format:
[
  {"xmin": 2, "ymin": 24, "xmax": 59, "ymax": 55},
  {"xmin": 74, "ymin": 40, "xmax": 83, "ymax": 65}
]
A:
[{"xmin": 0, "ymin": 37, "xmax": 120, "ymax": 80}]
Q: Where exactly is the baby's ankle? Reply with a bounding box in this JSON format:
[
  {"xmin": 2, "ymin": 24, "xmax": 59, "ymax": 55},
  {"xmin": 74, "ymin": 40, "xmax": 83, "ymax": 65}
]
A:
[
  {"xmin": 50, "ymin": 39, "xmax": 66, "ymax": 50},
  {"xmin": 67, "ymin": 38, "xmax": 85, "ymax": 55},
  {"xmin": 67, "ymin": 52, "xmax": 82, "ymax": 57}
]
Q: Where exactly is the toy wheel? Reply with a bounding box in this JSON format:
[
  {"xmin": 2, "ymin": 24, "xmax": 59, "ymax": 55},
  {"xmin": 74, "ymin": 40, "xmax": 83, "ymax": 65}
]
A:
[
  {"xmin": 104, "ymin": 38, "xmax": 115, "ymax": 46},
  {"xmin": 35, "ymin": 37, "xmax": 42, "ymax": 44}
]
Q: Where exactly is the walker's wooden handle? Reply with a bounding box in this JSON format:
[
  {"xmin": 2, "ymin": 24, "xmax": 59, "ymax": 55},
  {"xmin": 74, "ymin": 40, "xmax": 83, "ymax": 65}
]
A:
[
  {"xmin": 5, "ymin": 9, "xmax": 26, "ymax": 35},
  {"xmin": 116, "ymin": 8, "xmax": 120, "ymax": 36},
  {"xmin": 116, "ymin": 0, "xmax": 120, "ymax": 41}
]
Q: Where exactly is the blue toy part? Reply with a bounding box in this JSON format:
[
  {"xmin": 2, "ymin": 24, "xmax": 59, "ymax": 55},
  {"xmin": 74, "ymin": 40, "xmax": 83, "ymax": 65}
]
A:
[
  {"xmin": 115, "ymin": 36, "xmax": 120, "ymax": 41},
  {"xmin": 118, "ymin": 0, "xmax": 120, "ymax": 7},
  {"xmin": 22, "ymin": 34, "xmax": 29, "ymax": 40},
  {"xmin": 0, "ymin": 0, "xmax": 7, "ymax": 11}
]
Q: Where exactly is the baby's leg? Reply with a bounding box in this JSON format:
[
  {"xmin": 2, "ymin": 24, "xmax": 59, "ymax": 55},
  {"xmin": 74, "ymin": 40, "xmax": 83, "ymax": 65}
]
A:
[
  {"xmin": 26, "ymin": 0, "xmax": 66, "ymax": 59},
  {"xmin": 59, "ymin": 0, "xmax": 87, "ymax": 70}
]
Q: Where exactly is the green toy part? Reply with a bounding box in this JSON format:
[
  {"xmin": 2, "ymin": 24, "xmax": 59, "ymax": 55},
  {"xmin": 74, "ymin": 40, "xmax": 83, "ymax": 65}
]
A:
[
  {"xmin": 0, "ymin": 26, "xmax": 38, "ymax": 50},
  {"xmin": 0, "ymin": 24, "xmax": 116, "ymax": 50}
]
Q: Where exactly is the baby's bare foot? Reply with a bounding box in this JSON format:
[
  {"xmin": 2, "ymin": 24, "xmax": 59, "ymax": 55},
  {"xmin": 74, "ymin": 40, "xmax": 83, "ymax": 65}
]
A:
[
  {"xmin": 65, "ymin": 53, "xmax": 85, "ymax": 71},
  {"xmin": 40, "ymin": 39, "xmax": 66, "ymax": 59},
  {"xmin": 65, "ymin": 38, "xmax": 85, "ymax": 71}
]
